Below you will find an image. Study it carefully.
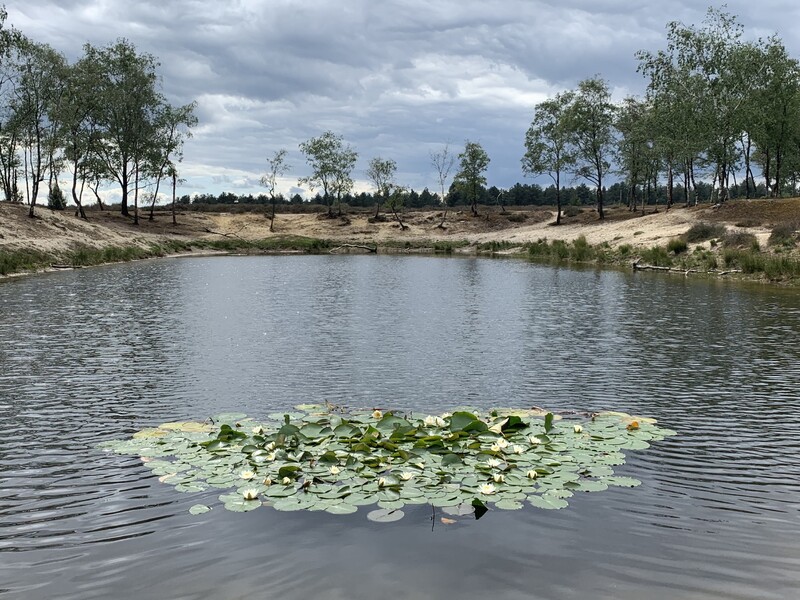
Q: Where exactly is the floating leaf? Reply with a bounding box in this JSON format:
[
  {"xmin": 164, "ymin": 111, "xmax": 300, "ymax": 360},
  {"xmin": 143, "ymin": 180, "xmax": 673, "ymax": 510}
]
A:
[
  {"xmin": 100, "ymin": 407, "xmax": 675, "ymax": 520},
  {"xmin": 189, "ymin": 504, "xmax": 211, "ymax": 515},
  {"xmin": 367, "ymin": 508, "xmax": 405, "ymax": 523}
]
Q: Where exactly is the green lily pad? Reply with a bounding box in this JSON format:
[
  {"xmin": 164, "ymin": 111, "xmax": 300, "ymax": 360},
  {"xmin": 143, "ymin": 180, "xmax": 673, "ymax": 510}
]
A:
[
  {"xmin": 189, "ymin": 504, "xmax": 211, "ymax": 515},
  {"xmin": 367, "ymin": 508, "xmax": 405, "ymax": 523}
]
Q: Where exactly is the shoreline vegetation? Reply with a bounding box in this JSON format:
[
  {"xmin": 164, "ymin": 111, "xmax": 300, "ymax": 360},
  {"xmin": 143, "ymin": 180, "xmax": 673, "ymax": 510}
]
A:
[{"xmin": 2, "ymin": 199, "xmax": 800, "ymax": 284}]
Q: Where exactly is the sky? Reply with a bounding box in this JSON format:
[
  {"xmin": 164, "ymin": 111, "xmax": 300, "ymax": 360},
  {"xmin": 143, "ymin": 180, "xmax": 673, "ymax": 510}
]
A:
[{"xmin": 6, "ymin": 0, "xmax": 800, "ymax": 202}]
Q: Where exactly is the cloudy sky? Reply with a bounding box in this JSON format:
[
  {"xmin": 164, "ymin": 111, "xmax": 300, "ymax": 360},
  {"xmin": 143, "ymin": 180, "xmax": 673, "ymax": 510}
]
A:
[{"xmin": 7, "ymin": 0, "xmax": 800, "ymax": 200}]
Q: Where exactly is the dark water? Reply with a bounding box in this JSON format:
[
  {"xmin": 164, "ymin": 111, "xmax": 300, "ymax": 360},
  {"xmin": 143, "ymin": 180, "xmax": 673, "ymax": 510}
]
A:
[{"xmin": 1, "ymin": 255, "xmax": 799, "ymax": 600}]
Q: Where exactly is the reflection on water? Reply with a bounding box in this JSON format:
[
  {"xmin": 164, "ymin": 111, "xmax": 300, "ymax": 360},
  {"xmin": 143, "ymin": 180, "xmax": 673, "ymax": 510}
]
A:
[{"xmin": 1, "ymin": 256, "xmax": 799, "ymax": 599}]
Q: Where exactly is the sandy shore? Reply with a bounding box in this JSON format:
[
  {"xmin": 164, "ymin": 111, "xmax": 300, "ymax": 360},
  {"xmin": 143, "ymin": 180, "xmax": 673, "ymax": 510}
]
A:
[{"xmin": 2, "ymin": 198, "xmax": 798, "ymax": 261}]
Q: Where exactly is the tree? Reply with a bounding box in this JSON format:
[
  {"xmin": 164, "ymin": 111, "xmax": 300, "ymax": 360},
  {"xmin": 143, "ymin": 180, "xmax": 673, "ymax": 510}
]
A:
[
  {"xmin": 146, "ymin": 101, "xmax": 197, "ymax": 221},
  {"xmin": 430, "ymin": 144, "xmax": 455, "ymax": 228},
  {"xmin": 298, "ymin": 131, "xmax": 357, "ymax": 216},
  {"xmin": 564, "ymin": 77, "xmax": 616, "ymax": 219},
  {"xmin": 454, "ymin": 140, "xmax": 490, "ymax": 217},
  {"xmin": 86, "ymin": 40, "xmax": 163, "ymax": 221},
  {"xmin": 365, "ymin": 156, "xmax": 396, "ymax": 219},
  {"xmin": 522, "ymin": 91, "xmax": 575, "ymax": 225},
  {"xmin": 260, "ymin": 149, "xmax": 290, "ymax": 231},
  {"xmin": 7, "ymin": 38, "xmax": 66, "ymax": 218}
]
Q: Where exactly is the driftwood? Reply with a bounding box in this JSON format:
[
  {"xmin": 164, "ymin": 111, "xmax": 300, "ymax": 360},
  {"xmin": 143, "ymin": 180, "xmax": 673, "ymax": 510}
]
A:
[
  {"xmin": 329, "ymin": 244, "xmax": 377, "ymax": 254},
  {"xmin": 203, "ymin": 226, "xmax": 247, "ymax": 240},
  {"xmin": 632, "ymin": 258, "xmax": 741, "ymax": 277}
]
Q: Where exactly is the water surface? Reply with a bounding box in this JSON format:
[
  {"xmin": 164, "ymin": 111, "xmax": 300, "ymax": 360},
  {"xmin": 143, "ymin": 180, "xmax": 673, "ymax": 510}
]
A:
[{"xmin": 1, "ymin": 255, "xmax": 799, "ymax": 599}]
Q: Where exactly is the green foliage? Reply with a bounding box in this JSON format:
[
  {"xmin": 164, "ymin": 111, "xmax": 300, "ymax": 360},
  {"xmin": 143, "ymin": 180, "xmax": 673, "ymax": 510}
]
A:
[
  {"xmin": 298, "ymin": 131, "xmax": 358, "ymax": 215},
  {"xmin": 454, "ymin": 140, "xmax": 490, "ymax": 216},
  {"xmin": 47, "ymin": 182, "xmax": 66, "ymax": 210},
  {"xmin": 640, "ymin": 246, "xmax": 672, "ymax": 266},
  {"xmin": 666, "ymin": 238, "xmax": 688, "ymax": 254},
  {"xmin": 99, "ymin": 406, "xmax": 676, "ymax": 520},
  {"xmin": 0, "ymin": 248, "xmax": 52, "ymax": 275},
  {"xmin": 571, "ymin": 235, "xmax": 593, "ymax": 261},
  {"xmin": 477, "ymin": 240, "xmax": 519, "ymax": 253}
]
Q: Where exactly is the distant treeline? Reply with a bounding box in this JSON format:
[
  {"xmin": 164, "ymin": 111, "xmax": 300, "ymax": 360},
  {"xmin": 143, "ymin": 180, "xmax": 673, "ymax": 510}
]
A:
[{"xmin": 182, "ymin": 179, "xmax": 767, "ymax": 209}]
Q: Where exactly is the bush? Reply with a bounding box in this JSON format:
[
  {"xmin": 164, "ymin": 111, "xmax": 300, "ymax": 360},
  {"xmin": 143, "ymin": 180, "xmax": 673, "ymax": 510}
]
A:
[
  {"xmin": 640, "ymin": 246, "xmax": 672, "ymax": 266},
  {"xmin": 618, "ymin": 244, "xmax": 632, "ymax": 257},
  {"xmin": 722, "ymin": 231, "xmax": 758, "ymax": 249},
  {"xmin": 563, "ymin": 206, "xmax": 582, "ymax": 218},
  {"xmin": 685, "ymin": 222, "xmax": 727, "ymax": 243},
  {"xmin": 768, "ymin": 222, "xmax": 797, "ymax": 247},
  {"xmin": 571, "ymin": 236, "xmax": 593, "ymax": 262},
  {"xmin": 667, "ymin": 238, "xmax": 688, "ymax": 254}
]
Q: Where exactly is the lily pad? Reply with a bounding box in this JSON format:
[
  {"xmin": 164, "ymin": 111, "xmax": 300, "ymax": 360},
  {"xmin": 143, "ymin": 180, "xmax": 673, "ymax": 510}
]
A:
[{"xmin": 367, "ymin": 508, "xmax": 405, "ymax": 523}]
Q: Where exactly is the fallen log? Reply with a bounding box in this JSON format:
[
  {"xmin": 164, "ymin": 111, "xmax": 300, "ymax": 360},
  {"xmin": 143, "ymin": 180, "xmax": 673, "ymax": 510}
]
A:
[{"xmin": 329, "ymin": 244, "xmax": 377, "ymax": 254}]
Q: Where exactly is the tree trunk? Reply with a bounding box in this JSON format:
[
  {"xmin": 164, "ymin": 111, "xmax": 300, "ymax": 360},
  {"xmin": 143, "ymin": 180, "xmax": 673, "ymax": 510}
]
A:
[
  {"xmin": 667, "ymin": 164, "xmax": 673, "ymax": 210},
  {"xmin": 270, "ymin": 196, "xmax": 276, "ymax": 232},
  {"xmin": 555, "ymin": 171, "xmax": 561, "ymax": 225},
  {"xmin": 133, "ymin": 162, "xmax": 139, "ymax": 226},
  {"xmin": 171, "ymin": 172, "xmax": 177, "ymax": 226}
]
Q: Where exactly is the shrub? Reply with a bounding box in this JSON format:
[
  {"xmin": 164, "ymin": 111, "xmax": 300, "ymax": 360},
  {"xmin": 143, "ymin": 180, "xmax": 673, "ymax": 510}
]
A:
[
  {"xmin": 551, "ymin": 239, "xmax": 569, "ymax": 259},
  {"xmin": 571, "ymin": 236, "xmax": 593, "ymax": 262},
  {"xmin": 563, "ymin": 206, "xmax": 582, "ymax": 218},
  {"xmin": 666, "ymin": 238, "xmax": 688, "ymax": 254},
  {"xmin": 722, "ymin": 231, "xmax": 758, "ymax": 249},
  {"xmin": 768, "ymin": 222, "xmax": 797, "ymax": 247},
  {"xmin": 640, "ymin": 246, "xmax": 672, "ymax": 267},
  {"xmin": 618, "ymin": 244, "xmax": 632, "ymax": 257},
  {"xmin": 685, "ymin": 222, "xmax": 727, "ymax": 243}
]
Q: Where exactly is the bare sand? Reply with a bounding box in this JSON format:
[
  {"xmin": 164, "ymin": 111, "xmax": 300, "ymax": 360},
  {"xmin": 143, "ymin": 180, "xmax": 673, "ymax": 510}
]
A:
[{"xmin": 2, "ymin": 198, "xmax": 798, "ymax": 260}]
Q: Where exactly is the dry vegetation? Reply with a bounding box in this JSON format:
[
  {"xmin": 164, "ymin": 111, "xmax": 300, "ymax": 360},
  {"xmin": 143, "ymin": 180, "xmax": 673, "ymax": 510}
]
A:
[{"xmin": 2, "ymin": 198, "xmax": 800, "ymax": 281}]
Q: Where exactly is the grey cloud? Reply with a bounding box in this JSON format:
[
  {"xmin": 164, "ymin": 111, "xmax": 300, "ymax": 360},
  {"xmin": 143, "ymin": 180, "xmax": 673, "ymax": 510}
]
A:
[{"xmin": 7, "ymin": 0, "xmax": 800, "ymax": 194}]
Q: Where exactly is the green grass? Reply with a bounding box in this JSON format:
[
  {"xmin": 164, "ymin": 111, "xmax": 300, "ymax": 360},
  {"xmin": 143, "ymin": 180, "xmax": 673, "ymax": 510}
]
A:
[
  {"xmin": 667, "ymin": 238, "xmax": 688, "ymax": 254},
  {"xmin": 0, "ymin": 249, "xmax": 53, "ymax": 275}
]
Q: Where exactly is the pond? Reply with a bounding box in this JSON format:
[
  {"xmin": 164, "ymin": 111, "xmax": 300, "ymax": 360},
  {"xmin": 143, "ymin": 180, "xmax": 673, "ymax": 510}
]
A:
[{"xmin": 1, "ymin": 255, "xmax": 799, "ymax": 599}]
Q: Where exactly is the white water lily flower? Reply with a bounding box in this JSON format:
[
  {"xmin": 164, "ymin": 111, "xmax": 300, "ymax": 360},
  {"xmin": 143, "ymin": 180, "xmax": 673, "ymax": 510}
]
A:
[
  {"xmin": 252, "ymin": 425, "xmax": 264, "ymax": 435},
  {"xmin": 265, "ymin": 452, "xmax": 276, "ymax": 461},
  {"xmin": 479, "ymin": 483, "xmax": 496, "ymax": 495},
  {"xmin": 529, "ymin": 436, "xmax": 541, "ymax": 446},
  {"xmin": 265, "ymin": 442, "xmax": 276, "ymax": 451},
  {"xmin": 488, "ymin": 423, "xmax": 504, "ymax": 434},
  {"xmin": 400, "ymin": 472, "xmax": 414, "ymax": 481},
  {"xmin": 526, "ymin": 470, "xmax": 538, "ymax": 479},
  {"xmin": 487, "ymin": 458, "xmax": 503, "ymax": 468},
  {"xmin": 424, "ymin": 415, "xmax": 438, "ymax": 427},
  {"xmin": 329, "ymin": 466, "xmax": 341, "ymax": 476},
  {"xmin": 573, "ymin": 424, "xmax": 583, "ymax": 434},
  {"xmin": 512, "ymin": 445, "xmax": 524, "ymax": 455},
  {"xmin": 490, "ymin": 443, "xmax": 501, "ymax": 453},
  {"xmin": 239, "ymin": 470, "xmax": 255, "ymax": 480},
  {"xmin": 281, "ymin": 477, "xmax": 292, "ymax": 486},
  {"xmin": 372, "ymin": 409, "xmax": 383, "ymax": 419},
  {"xmin": 493, "ymin": 473, "xmax": 505, "ymax": 484},
  {"xmin": 496, "ymin": 438, "xmax": 510, "ymax": 449},
  {"xmin": 242, "ymin": 488, "xmax": 259, "ymax": 501},
  {"xmin": 263, "ymin": 477, "xmax": 272, "ymax": 486}
]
